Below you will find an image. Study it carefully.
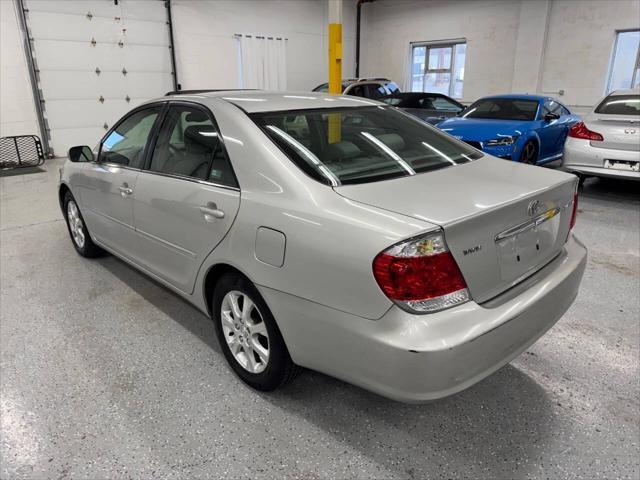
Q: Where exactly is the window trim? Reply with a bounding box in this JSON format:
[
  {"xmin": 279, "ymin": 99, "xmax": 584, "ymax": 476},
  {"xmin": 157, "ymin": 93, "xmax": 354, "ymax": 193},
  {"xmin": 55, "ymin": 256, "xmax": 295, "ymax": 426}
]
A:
[
  {"xmin": 409, "ymin": 38, "xmax": 466, "ymax": 98},
  {"xmin": 97, "ymin": 102, "xmax": 168, "ymax": 171},
  {"xmin": 142, "ymin": 100, "xmax": 240, "ymax": 191}
]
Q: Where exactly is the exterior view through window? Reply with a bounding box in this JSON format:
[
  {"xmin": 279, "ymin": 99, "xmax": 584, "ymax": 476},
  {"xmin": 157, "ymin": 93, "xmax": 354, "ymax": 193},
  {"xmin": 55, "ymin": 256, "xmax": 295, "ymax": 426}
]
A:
[
  {"xmin": 252, "ymin": 106, "xmax": 482, "ymax": 185},
  {"xmin": 410, "ymin": 41, "xmax": 466, "ymax": 98},
  {"xmin": 607, "ymin": 30, "xmax": 640, "ymax": 92},
  {"xmin": 595, "ymin": 94, "xmax": 640, "ymax": 115},
  {"xmin": 462, "ymin": 98, "xmax": 539, "ymax": 121}
]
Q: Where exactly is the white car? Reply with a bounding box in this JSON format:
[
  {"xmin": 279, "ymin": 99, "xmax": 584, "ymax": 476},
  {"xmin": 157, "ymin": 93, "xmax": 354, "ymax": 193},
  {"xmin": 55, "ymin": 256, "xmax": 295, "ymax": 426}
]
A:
[{"xmin": 563, "ymin": 88, "xmax": 640, "ymax": 181}]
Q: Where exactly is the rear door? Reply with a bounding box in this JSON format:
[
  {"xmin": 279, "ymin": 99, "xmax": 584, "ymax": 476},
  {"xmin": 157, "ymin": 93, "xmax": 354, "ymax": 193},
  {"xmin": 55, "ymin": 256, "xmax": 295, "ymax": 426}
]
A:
[
  {"xmin": 80, "ymin": 105, "xmax": 163, "ymax": 260},
  {"xmin": 132, "ymin": 102, "xmax": 240, "ymax": 294}
]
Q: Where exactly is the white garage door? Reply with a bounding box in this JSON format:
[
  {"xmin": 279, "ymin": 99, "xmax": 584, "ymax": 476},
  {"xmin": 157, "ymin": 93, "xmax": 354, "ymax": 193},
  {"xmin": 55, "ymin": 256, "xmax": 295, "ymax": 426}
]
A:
[{"xmin": 24, "ymin": 0, "xmax": 174, "ymax": 156}]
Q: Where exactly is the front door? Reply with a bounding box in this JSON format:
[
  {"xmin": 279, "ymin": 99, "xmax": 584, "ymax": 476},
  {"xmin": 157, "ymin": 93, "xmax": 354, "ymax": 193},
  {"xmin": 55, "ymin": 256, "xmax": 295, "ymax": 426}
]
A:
[
  {"xmin": 538, "ymin": 100, "xmax": 571, "ymax": 161},
  {"xmin": 132, "ymin": 103, "xmax": 241, "ymax": 294},
  {"xmin": 81, "ymin": 105, "xmax": 163, "ymax": 260}
]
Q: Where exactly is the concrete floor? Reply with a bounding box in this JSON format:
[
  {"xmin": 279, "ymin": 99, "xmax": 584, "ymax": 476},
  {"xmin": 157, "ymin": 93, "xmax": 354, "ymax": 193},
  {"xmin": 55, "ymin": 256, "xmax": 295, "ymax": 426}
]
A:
[{"xmin": 1, "ymin": 158, "xmax": 638, "ymax": 479}]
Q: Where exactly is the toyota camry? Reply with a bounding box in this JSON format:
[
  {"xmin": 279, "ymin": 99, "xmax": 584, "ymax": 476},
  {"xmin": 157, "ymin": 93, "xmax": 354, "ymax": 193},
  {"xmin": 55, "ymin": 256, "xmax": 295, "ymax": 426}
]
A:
[{"xmin": 59, "ymin": 91, "xmax": 587, "ymax": 402}]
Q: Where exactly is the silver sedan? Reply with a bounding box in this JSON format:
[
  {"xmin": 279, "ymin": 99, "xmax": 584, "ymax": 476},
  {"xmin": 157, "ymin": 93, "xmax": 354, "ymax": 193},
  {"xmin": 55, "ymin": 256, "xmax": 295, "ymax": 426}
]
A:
[
  {"xmin": 59, "ymin": 91, "xmax": 587, "ymax": 402},
  {"xmin": 563, "ymin": 88, "xmax": 640, "ymax": 181}
]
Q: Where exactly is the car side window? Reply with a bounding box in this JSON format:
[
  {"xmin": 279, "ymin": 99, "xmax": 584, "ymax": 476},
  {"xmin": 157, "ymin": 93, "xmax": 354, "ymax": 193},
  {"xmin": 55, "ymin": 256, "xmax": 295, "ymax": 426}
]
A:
[
  {"xmin": 543, "ymin": 100, "xmax": 563, "ymax": 117},
  {"xmin": 100, "ymin": 107, "xmax": 161, "ymax": 168},
  {"xmin": 149, "ymin": 105, "xmax": 237, "ymax": 187},
  {"xmin": 430, "ymin": 97, "xmax": 463, "ymax": 112},
  {"xmin": 366, "ymin": 84, "xmax": 386, "ymax": 99},
  {"xmin": 348, "ymin": 85, "xmax": 367, "ymax": 98}
]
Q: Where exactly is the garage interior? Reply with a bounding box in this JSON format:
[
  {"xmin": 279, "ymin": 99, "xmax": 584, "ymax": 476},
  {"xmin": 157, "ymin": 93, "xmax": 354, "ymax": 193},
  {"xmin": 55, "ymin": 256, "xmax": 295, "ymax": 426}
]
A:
[{"xmin": 1, "ymin": 1, "xmax": 639, "ymax": 479}]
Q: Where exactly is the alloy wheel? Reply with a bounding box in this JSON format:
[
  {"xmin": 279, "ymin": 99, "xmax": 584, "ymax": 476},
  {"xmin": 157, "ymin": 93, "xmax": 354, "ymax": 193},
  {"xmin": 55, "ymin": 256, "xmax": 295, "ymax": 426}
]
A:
[
  {"xmin": 67, "ymin": 200, "xmax": 85, "ymax": 248},
  {"xmin": 522, "ymin": 142, "xmax": 537, "ymax": 164},
  {"xmin": 220, "ymin": 290, "xmax": 270, "ymax": 374}
]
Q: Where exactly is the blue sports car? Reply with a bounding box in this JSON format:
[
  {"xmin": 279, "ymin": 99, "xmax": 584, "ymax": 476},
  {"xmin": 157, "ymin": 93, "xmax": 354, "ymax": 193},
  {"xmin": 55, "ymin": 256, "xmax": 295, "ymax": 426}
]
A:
[{"xmin": 438, "ymin": 94, "xmax": 580, "ymax": 164}]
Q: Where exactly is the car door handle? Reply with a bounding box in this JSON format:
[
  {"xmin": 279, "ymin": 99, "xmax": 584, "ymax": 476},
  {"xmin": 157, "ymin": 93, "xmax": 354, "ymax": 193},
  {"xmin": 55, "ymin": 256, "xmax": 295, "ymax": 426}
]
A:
[
  {"xmin": 118, "ymin": 185, "xmax": 133, "ymax": 197},
  {"xmin": 200, "ymin": 203, "xmax": 225, "ymax": 221}
]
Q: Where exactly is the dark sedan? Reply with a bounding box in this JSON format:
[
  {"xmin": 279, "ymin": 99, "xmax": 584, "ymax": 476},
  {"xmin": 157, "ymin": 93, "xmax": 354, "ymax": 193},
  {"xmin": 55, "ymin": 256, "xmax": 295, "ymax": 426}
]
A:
[{"xmin": 382, "ymin": 92, "xmax": 464, "ymax": 125}]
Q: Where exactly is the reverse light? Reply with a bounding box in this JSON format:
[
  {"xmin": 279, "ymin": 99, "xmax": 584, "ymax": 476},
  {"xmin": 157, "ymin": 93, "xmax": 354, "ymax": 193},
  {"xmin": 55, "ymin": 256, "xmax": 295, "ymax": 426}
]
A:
[
  {"xmin": 372, "ymin": 231, "xmax": 470, "ymax": 313},
  {"xmin": 486, "ymin": 135, "xmax": 519, "ymax": 146},
  {"xmin": 568, "ymin": 122, "xmax": 603, "ymax": 141}
]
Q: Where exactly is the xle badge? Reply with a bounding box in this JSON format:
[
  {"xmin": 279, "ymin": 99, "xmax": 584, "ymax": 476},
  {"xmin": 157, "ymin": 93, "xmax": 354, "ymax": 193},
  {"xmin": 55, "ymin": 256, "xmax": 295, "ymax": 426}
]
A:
[{"xmin": 463, "ymin": 245, "xmax": 482, "ymax": 256}]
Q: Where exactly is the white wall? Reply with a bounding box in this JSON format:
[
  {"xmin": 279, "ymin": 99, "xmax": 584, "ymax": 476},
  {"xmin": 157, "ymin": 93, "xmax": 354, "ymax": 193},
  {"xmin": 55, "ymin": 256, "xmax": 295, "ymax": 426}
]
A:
[
  {"xmin": 360, "ymin": 0, "xmax": 522, "ymax": 104},
  {"xmin": 172, "ymin": 0, "xmax": 356, "ymax": 92},
  {"xmin": 0, "ymin": 0, "xmax": 39, "ymax": 138},
  {"xmin": 360, "ymin": 0, "xmax": 640, "ymax": 111}
]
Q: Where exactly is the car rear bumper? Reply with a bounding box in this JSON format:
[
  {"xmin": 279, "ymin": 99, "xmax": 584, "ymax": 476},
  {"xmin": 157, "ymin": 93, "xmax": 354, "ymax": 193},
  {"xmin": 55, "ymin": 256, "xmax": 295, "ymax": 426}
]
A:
[
  {"xmin": 563, "ymin": 137, "xmax": 640, "ymax": 180},
  {"xmin": 259, "ymin": 234, "xmax": 587, "ymax": 403}
]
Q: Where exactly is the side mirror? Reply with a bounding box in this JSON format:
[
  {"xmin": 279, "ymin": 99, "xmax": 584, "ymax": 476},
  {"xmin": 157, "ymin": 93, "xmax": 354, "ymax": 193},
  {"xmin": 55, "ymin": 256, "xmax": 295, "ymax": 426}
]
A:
[
  {"xmin": 544, "ymin": 112, "xmax": 560, "ymax": 122},
  {"xmin": 68, "ymin": 145, "xmax": 94, "ymax": 163}
]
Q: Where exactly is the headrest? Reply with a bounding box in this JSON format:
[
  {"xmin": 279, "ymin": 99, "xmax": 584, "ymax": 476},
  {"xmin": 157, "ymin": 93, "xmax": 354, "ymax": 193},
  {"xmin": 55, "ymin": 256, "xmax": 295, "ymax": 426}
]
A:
[
  {"xmin": 376, "ymin": 133, "xmax": 405, "ymax": 151},
  {"xmin": 324, "ymin": 141, "xmax": 361, "ymax": 162},
  {"xmin": 184, "ymin": 125, "xmax": 219, "ymax": 152},
  {"xmin": 185, "ymin": 110, "xmax": 209, "ymax": 122}
]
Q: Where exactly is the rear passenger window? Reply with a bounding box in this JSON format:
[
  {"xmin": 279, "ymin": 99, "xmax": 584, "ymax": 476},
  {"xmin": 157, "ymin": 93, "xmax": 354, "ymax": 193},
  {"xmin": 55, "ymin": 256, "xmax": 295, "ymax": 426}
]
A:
[{"xmin": 149, "ymin": 105, "xmax": 237, "ymax": 187}]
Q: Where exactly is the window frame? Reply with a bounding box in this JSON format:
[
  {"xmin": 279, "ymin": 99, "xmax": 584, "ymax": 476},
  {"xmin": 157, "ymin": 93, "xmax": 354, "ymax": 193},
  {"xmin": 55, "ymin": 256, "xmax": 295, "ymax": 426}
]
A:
[
  {"xmin": 142, "ymin": 100, "xmax": 240, "ymax": 191},
  {"xmin": 97, "ymin": 102, "xmax": 167, "ymax": 171},
  {"xmin": 409, "ymin": 39, "xmax": 466, "ymax": 98},
  {"xmin": 606, "ymin": 29, "xmax": 640, "ymax": 94}
]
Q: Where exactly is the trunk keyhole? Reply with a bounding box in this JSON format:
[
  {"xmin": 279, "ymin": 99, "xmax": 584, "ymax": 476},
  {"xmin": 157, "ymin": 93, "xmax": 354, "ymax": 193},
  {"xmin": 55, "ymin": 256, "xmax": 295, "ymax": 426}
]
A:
[
  {"xmin": 516, "ymin": 255, "xmax": 521, "ymax": 262},
  {"xmin": 536, "ymin": 243, "xmax": 540, "ymax": 251}
]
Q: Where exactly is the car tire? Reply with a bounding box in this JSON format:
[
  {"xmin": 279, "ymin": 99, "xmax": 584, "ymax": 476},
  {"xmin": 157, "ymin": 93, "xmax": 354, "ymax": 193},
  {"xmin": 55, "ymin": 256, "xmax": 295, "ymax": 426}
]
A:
[
  {"xmin": 520, "ymin": 140, "xmax": 538, "ymax": 164},
  {"xmin": 212, "ymin": 272, "xmax": 300, "ymax": 391},
  {"xmin": 63, "ymin": 191, "xmax": 105, "ymax": 258}
]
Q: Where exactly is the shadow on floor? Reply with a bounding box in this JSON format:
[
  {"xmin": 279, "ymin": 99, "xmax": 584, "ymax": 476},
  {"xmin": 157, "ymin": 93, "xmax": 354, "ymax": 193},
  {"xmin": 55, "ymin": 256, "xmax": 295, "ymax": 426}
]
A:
[
  {"xmin": 97, "ymin": 254, "xmax": 221, "ymax": 354},
  {"xmin": 95, "ymin": 250, "xmax": 555, "ymax": 476},
  {"xmin": 259, "ymin": 364, "xmax": 554, "ymax": 476},
  {"xmin": 579, "ymin": 176, "xmax": 640, "ymax": 205},
  {"xmin": 0, "ymin": 166, "xmax": 46, "ymax": 177}
]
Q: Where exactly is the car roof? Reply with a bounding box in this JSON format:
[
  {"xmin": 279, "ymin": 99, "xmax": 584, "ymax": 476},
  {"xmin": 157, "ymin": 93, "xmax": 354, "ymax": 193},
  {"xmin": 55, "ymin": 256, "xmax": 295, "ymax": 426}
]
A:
[
  {"xmin": 610, "ymin": 88, "xmax": 640, "ymax": 96},
  {"xmin": 154, "ymin": 90, "xmax": 383, "ymax": 113},
  {"xmin": 480, "ymin": 93, "xmax": 548, "ymax": 102},
  {"xmin": 386, "ymin": 92, "xmax": 447, "ymax": 98}
]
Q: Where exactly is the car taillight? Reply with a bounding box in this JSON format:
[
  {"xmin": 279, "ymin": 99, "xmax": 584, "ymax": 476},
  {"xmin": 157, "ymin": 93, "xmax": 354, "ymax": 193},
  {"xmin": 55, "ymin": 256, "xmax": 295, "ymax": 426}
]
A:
[
  {"xmin": 569, "ymin": 193, "xmax": 578, "ymax": 230},
  {"xmin": 568, "ymin": 122, "xmax": 603, "ymax": 141},
  {"xmin": 372, "ymin": 230, "xmax": 470, "ymax": 313}
]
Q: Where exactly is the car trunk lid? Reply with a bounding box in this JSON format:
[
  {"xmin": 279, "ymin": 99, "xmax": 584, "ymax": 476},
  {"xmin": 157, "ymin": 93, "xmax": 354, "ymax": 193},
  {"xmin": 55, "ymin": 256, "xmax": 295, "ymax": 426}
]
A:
[
  {"xmin": 586, "ymin": 114, "xmax": 640, "ymax": 151},
  {"xmin": 334, "ymin": 156, "xmax": 577, "ymax": 303}
]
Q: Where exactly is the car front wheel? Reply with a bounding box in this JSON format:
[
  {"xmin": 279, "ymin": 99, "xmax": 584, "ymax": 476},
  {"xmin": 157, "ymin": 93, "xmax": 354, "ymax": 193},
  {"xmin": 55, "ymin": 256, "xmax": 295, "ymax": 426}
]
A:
[
  {"xmin": 520, "ymin": 140, "xmax": 538, "ymax": 164},
  {"xmin": 63, "ymin": 191, "xmax": 104, "ymax": 258},
  {"xmin": 212, "ymin": 273, "xmax": 299, "ymax": 391}
]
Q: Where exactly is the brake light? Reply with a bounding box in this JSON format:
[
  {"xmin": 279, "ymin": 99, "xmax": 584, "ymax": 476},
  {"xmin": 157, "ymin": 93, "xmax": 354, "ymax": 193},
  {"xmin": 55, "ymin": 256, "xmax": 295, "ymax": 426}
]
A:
[
  {"xmin": 568, "ymin": 122, "xmax": 603, "ymax": 141},
  {"xmin": 372, "ymin": 231, "xmax": 470, "ymax": 313},
  {"xmin": 569, "ymin": 193, "xmax": 578, "ymax": 230}
]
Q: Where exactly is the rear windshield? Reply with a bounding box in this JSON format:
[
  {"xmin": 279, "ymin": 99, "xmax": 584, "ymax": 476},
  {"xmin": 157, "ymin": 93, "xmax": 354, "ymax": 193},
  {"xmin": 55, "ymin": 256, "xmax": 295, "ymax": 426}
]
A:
[
  {"xmin": 462, "ymin": 98, "xmax": 539, "ymax": 121},
  {"xmin": 251, "ymin": 106, "xmax": 482, "ymax": 186},
  {"xmin": 595, "ymin": 94, "xmax": 640, "ymax": 115}
]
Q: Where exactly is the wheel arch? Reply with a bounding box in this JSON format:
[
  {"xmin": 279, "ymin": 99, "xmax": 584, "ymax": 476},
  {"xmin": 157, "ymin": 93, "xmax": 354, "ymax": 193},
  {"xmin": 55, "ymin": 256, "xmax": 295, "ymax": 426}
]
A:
[
  {"xmin": 202, "ymin": 262, "xmax": 253, "ymax": 319},
  {"xmin": 58, "ymin": 183, "xmax": 71, "ymax": 211}
]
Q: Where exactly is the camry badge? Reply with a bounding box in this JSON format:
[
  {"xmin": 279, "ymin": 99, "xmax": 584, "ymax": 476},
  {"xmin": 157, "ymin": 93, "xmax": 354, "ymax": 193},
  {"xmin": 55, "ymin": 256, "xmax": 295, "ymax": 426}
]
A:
[{"xmin": 527, "ymin": 200, "xmax": 543, "ymax": 217}]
